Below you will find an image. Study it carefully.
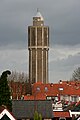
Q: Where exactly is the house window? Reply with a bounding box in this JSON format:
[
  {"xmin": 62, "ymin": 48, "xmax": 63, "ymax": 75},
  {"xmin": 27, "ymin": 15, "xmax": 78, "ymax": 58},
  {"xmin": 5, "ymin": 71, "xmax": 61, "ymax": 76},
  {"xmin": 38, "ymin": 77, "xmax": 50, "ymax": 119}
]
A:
[
  {"xmin": 10, "ymin": 96, "xmax": 12, "ymax": 100},
  {"xmin": 46, "ymin": 96, "xmax": 51, "ymax": 100},
  {"xmin": 44, "ymin": 86, "xmax": 48, "ymax": 91},
  {"xmin": 64, "ymin": 95, "xmax": 69, "ymax": 101},
  {"xmin": 36, "ymin": 87, "xmax": 40, "ymax": 91},
  {"xmin": 59, "ymin": 88, "xmax": 63, "ymax": 91},
  {"xmin": 55, "ymin": 96, "xmax": 58, "ymax": 101},
  {"xmin": 71, "ymin": 96, "xmax": 77, "ymax": 102}
]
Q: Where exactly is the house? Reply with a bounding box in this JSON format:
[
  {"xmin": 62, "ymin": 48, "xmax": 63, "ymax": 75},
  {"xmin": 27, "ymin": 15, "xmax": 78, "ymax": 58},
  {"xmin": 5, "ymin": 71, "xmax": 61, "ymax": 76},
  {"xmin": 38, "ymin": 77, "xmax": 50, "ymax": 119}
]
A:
[
  {"xmin": 12, "ymin": 100, "xmax": 53, "ymax": 120},
  {"xmin": 0, "ymin": 106, "xmax": 16, "ymax": 120}
]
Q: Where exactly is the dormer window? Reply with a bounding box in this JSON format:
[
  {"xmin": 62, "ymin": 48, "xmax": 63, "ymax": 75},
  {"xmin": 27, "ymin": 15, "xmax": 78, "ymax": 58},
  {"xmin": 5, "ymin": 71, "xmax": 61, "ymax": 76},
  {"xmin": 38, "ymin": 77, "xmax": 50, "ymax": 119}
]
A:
[
  {"xmin": 59, "ymin": 88, "xmax": 63, "ymax": 91},
  {"xmin": 36, "ymin": 87, "xmax": 40, "ymax": 91},
  {"xmin": 45, "ymin": 86, "xmax": 48, "ymax": 91}
]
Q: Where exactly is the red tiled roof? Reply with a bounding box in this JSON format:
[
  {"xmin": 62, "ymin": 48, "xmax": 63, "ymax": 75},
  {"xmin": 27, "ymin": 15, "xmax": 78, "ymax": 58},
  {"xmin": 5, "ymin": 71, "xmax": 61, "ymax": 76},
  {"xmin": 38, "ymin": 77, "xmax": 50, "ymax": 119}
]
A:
[
  {"xmin": 24, "ymin": 93, "xmax": 46, "ymax": 100},
  {"xmin": 24, "ymin": 81, "xmax": 80, "ymax": 100},
  {"xmin": 32, "ymin": 81, "xmax": 80, "ymax": 96},
  {"xmin": 24, "ymin": 95, "xmax": 34, "ymax": 100},
  {"xmin": 53, "ymin": 111, "xmax": 70, "ymax": 118}
]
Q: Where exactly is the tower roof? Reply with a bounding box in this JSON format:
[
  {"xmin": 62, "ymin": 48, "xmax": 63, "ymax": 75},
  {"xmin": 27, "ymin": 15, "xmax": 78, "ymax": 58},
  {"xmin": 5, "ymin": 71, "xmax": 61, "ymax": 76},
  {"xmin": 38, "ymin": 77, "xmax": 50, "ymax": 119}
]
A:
[{"xmin": 35, "ymin": 9, "xmax": 44, "ymax": 21}]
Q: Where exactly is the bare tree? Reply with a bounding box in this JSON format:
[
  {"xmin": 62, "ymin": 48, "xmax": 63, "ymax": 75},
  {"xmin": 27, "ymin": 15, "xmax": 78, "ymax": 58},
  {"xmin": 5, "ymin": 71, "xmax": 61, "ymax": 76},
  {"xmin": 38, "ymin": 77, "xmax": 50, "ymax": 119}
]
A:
[
  {"xmin": 8, "ymin": 71, "xmax": 28, "ymax": 82},
  {"xmin": 71, "ymin": 67, "xmax": 80, "ymax": 81}
]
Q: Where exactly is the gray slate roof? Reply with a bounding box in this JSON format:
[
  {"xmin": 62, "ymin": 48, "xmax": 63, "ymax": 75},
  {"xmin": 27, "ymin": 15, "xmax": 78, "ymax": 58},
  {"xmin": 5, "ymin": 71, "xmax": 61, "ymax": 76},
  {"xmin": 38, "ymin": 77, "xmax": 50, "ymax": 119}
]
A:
[{"xmin": 12, "ymin": 100, "xmax": 53, "ymax": 119}]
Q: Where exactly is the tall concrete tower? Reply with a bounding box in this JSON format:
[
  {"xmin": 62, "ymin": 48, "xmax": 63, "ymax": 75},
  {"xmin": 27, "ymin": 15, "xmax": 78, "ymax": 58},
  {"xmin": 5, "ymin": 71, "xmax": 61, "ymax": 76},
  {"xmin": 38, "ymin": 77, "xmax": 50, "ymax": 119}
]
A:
[{"xmin": 28, "ymin": 10, "xmax": 49, "ymax": 84}]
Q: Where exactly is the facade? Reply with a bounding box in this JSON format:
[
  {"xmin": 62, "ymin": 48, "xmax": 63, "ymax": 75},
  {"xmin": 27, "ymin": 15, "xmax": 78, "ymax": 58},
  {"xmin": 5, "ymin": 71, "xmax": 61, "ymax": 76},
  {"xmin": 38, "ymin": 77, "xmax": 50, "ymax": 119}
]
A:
[{"xmin": 28, "ymin": 10, "xmax": 49, "ymax": 84}]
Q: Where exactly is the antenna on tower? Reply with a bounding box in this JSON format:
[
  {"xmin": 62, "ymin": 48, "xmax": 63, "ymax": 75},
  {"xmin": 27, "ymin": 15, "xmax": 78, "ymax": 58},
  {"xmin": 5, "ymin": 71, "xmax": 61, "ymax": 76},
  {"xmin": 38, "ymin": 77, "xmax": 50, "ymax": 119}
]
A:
[{"xmin": 37, "ymin": 8, "xmax": 39, "ymax": 12}]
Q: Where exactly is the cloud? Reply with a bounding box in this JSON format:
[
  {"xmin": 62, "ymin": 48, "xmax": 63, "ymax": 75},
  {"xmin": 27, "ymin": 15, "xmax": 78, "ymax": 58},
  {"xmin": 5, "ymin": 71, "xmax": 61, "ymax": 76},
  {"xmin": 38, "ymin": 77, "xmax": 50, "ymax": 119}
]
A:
[
  {"xmin": 0, "ymin": 0, "xmax": 80, "ymax": 48},
  {"xmin": 49, "ymin": 45, "xmax": 80, "ymax": 82},
  {"xmin": 0, "ymin": 49, "xmax": 28, "ymax": 75},
  {"xmin": 0, "ymin": 0, "xmax": 80, "ymax": 82}
]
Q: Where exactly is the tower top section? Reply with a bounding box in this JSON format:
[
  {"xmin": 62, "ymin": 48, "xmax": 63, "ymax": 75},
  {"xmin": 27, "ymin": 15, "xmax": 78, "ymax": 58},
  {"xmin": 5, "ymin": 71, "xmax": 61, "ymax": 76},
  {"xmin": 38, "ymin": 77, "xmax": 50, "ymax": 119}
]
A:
[
  {"xmin": 33, "ymin": 9, "xmax": 44, "ymax": 26},
  {"xmin": 35, "ymin": 9, "xmax": 44, "ymax": 21}
]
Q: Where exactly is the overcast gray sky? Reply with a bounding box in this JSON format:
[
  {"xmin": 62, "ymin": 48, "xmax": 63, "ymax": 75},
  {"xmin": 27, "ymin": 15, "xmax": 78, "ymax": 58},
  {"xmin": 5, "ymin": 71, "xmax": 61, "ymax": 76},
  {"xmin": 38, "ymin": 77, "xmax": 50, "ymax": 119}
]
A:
[{"xmin": 0, "ymin": 0, "xmax": 80, "ymax": 83}]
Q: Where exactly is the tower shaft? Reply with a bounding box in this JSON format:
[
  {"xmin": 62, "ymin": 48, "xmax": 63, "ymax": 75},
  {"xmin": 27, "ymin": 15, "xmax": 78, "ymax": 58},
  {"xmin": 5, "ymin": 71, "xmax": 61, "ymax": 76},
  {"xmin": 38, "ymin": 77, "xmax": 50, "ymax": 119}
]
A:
[{"xmin": 28, "ymin": 11, "xmax": 49, "ymax": 83}]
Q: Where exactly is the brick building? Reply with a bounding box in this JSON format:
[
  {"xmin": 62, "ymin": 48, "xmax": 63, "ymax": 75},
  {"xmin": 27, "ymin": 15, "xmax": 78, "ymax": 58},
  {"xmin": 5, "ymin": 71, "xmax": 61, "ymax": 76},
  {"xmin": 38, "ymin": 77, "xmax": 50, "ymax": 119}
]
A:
[{"xmin": 28, "ymin": 9, "xmax": 49, "ymax": 84}]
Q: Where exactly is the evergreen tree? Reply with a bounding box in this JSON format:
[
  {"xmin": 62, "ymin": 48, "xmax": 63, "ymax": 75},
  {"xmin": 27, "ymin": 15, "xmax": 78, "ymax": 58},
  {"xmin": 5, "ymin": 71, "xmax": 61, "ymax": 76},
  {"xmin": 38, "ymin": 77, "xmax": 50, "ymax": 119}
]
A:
[{"xmin": 0, "ymin": 70, "xmax": 12, "ymax": 111}]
